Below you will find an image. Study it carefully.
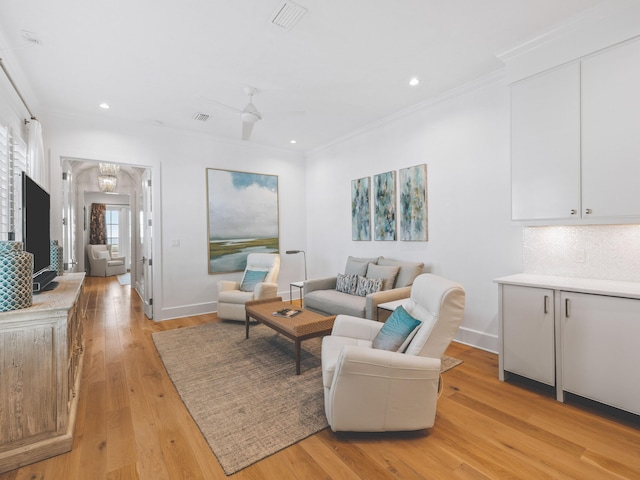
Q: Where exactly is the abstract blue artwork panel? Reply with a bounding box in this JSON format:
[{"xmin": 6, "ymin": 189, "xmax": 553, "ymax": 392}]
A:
[
  {"xmin": 207, "ymin": 168, "xmax": 279, "ymax": 273},
  {"xmin": 351, "ymin": 177, "xmax": 371, "ymax": 241},
  {"xmin": 373, "ymin": 171, "xmax": 396, "ymax": 241},
  {"xmin": 399, "ymin": 164, "xmax": 428, "ymax": 241}
]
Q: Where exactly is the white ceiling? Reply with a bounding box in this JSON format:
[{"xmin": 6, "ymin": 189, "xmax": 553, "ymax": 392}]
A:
[{"xmin": 0, "ymin": 0, "xmax": 603, "ymax": 152}]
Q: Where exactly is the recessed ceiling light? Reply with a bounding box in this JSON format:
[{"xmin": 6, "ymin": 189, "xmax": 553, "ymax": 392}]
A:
[
  {"xmin": 409, "ymin": 77, "xmax": 420, "ymax": 86},
  {"xmin": 99, "ymin": 102, "xmax": 110, "ymax": 109},
  {"xmin": 290, "ymin": 140, "xmax": 297, "ymax": 144}
]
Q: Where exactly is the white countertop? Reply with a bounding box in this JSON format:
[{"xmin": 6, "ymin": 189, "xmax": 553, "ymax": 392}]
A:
[{"xmin": 494, "ymin": 273, "xmax": 640, "ymax": 299}]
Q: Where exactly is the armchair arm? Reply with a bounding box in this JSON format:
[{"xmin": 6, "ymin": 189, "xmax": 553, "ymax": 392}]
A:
[
  {"xmin": 111, "ymin": 255, "xmax": 126, "ymax": 263},
  {"xmin": 254, "ymin": 282, "xmax": 278, "ymax": 300},
  {"xmin": 304, "ymin": 276, "xmax": 337, "ymax": 294},
  {"xmin": 327, "ymin": 346, "xmax": 441, "ymax": 431},
  {"xmin": 90, "ymin": 257, "xmax": 108, "ymax": 276},
  {"xmin": 218, "ymin": 280, "xmax": 240, "ymax": 292},
  {"xmin": 365, "ymin": 286, "xmax": 412, "ymax": 320},
  {"xmin": 331, "ymin": 314, "xmax": 384, "ymax": 341}
]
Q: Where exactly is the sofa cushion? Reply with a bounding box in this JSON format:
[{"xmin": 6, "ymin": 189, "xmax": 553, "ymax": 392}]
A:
[
  {"xmin": 345, "ymin": 256, "xmax": 379, "ymax": 276},
  {"xmin": 366, "ymin": 264, "xmax": 400, "ymax": 291},
  {"xmin": 372, "ymin": 305, "xmax": 421, "ymax": 351},
  {"xmin": 355, "ymin": 275, "xmax": 382, "ymax": 297},
  {"xmin": 336, "ymin": 273, "xmax": 357, "ymax": 294},
  {"xmin": 304, "ymin": 290, "xmax": 366, "ymax": 318},
  {"xmin": 377, "ymin": 258, "xmax": 424, "ymax": 288},
  {"xmin": 96, "ymin": 250, "xmax": 111, "ymax": 260}
]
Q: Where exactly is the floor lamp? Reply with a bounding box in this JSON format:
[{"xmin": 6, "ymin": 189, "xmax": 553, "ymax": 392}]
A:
[{"xmin": 285, "ymin": 250, "xmax": 307, "ymax": 280}]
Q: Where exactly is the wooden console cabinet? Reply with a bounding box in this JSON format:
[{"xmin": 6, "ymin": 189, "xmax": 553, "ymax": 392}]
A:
[{"xmin": 0, "ymin": 273, "xmax": 86, "ymax": 473}]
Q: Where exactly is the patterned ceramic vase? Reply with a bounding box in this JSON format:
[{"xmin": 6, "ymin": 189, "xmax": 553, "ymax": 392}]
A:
[
  {"xmin": 50, "ymin": 240, "xmax": 64, "ymax": 276},
  {"xmin": 0, "ymin": 241, "xmax": 33, "ymax": 312}
]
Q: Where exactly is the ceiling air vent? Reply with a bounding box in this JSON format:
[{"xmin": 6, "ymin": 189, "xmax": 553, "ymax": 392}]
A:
[
  {"xmin": 270, "ymin": 1, "xmax": 307, "ymax": 30},
  {"xmin": 193, "ymin": 113, "xmax": 210, "ymax": 122}
]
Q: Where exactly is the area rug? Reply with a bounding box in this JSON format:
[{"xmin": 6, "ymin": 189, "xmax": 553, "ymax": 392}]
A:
[
  {"xmin": 152, "ymin": 321, "xmax": 462, "ymax": 475},
  {"xmin": 117, "ymin": 272, "xmax": 130, "ymax": 285}
]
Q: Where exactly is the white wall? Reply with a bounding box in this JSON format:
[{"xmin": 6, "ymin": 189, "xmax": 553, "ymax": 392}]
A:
[
  {"xmin": 42, "ymin": 114, "xmax": 307, "ymax": 320},
  {"xmin": 305, "ymin": 76, "xmax": 523, "ymax": 351}
]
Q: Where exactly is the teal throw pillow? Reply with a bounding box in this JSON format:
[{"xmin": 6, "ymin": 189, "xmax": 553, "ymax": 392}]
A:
[
  {"xmin": 372, "ymin": 305, "xmax": 421, "ymax": 351},
  {"xmin": 240, "ymin": 270, "xmax": 269, "ymax": 292}
]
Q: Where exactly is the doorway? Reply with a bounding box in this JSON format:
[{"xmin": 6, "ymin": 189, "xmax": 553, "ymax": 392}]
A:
[{"xmin": 61, "ymin": 158, "xmax": 154, "ymax": 319}]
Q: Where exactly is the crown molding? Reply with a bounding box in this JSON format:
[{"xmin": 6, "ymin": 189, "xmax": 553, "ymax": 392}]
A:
[{"xmin": 308, "ymin": 69, "xmax": 506, "ymax": 157}]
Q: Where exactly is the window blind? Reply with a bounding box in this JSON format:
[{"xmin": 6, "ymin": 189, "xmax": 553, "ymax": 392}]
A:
[{"xmin": 0, "ymin": 125, "xmax": 9, "ymax": 240}]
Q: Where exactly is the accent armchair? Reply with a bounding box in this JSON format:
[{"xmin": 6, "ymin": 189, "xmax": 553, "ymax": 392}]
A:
[
  {"xmin": 321, "ymin": 273, "xmax": 465, "ymax": 432},
  {"xmin": 217, "ymin": 253, "xmax": 280, "ymax": 321},
  {"xmin": 86, "ymin": 244, "xmax": 127, "ymax": 277}
]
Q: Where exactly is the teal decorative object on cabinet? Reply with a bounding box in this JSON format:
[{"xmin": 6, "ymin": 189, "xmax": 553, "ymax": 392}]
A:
[
  {"xmin": 0, "ymin": 241, "xmax": 33, "ymax": 312},
  {"xmin": 50, "ymin": 240, "xmax": 64, "ymax": 276}
]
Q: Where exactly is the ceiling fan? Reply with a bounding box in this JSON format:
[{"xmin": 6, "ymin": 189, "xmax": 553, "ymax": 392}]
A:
[{"xmin": 202, "ymin": 87, "xmax": 262, "ymax": 141}]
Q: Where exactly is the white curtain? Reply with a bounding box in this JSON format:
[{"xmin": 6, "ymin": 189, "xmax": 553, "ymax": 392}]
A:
[{"xmin": 27, "ymin": 119, "xmax": 46, "ymax": 188}]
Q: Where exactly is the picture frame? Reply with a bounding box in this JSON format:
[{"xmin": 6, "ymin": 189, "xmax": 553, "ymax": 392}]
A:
[
  {"xmin": 399, "ymin": 164, "xmax": 428, "ymax": 241},
  {"xmin": 351, "ymin": 176, "xmax": 371, "ymax": 241},
  {"xmin": 373, "ymin": 171, "xmax": 396, "ymax": 241},
  {"xmin": 206, "ymin": 168, "xmax": 279, "ymax": 273}
]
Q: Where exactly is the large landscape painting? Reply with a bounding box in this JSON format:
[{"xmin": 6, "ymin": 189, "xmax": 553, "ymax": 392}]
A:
[{"xmin": 207, "ymin": 169, "xmax": 279, "ymax": 273}]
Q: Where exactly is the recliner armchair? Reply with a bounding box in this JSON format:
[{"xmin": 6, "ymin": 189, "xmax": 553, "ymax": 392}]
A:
[
  {"xmin": 217, "ymin": 253, "xmax": 280, "ymax": 321},
  {"xmin": 86, "ymin": 244, "xmax": 127, "ymax": 277},
  {"xmin": 321, "ymin": 273, "xmax": 465, "ymax": 432}
]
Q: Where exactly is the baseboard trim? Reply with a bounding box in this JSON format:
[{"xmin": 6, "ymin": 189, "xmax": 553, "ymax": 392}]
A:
[
  {"xmin": 454, "ymin": 326, "xmax": 498, "ymax": 354},
  {"xmin": 159, "ymin": 301, "xmax": 218, "ymax": 321}
]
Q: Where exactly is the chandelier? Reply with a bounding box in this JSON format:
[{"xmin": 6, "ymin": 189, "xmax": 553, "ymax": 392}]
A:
[{"xmin": 98, "ymin": 163, "xmax": 119, "ymax": 193}]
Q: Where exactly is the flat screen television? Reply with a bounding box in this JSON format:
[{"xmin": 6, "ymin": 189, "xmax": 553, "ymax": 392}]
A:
[{"xmin": 21, "ymin": 172, "xmax": 56, "ymax": 291}]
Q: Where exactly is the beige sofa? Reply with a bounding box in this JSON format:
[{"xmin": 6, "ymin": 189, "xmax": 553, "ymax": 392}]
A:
[{"xmin": 303, "ymin": 256, "xmax": 424, "ymax": 320}]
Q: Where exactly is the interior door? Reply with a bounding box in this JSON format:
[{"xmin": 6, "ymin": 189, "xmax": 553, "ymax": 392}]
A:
[
  {"xmin": 140, "ymin": 169, "xmax": 153, "ymax": 319},
  {"xmin": 60, "ymin": 158, "xmax": 76, "ymax": 272}
]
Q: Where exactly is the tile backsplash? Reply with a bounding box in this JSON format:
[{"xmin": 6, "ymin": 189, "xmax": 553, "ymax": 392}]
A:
[{"xmin": 523, "ymin": 225, "xmax": 640, "ymax": 282}]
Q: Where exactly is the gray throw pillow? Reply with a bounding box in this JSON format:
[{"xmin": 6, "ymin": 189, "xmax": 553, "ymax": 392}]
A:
[
  {"xmin": 345, "ymin": 256, "xmax": 379, "ymax": 276},
  {"xmin": 336, "ymin": 273, "xmax": 357, "ymax": 294},
  {"xmin": 377, "ymin": 258, "xmax": 424, "ymax": 287},
  {"xmin": 366, "ymin": 264, "xmax": 400, "ymax": 290},
  {"xmin": 354, "ymin": 275, "xmax": 382, "ymax": 297}
]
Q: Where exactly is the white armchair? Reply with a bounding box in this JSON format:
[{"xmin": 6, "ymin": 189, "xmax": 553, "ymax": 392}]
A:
[
  {"xmin": 321, "ymin": 273, "xmax": 465, "ymax": 432},
  {"xmin": 217, "ymin": 253, "xmax": 280, "ymax": 321},
  {"xmin": 86, "ymin": 244, "xmax": 127, "ymax": 277}
]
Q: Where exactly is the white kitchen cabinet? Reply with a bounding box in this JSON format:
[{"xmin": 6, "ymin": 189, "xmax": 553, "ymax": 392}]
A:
[
  {"xmin": 500, "ymin": 284, "xmax": 555, "ymax": 386},
  {"xmin": 561, "ymin": 292, "xmax": 640, "ymax": 415},
  {"xmin": 511, "ymin": 63, "xmax": 581, "ymax": 222},
  {"xmin": 510, "ymin": 37, "xmax": 640, "ymax": 224},
  {"xmin": 581, "ymin": 38, "xmax": 640, "ymax": 219},
  {"xmin": 496, "ymin": 274, "xmax": 640, "ymax": 416}
]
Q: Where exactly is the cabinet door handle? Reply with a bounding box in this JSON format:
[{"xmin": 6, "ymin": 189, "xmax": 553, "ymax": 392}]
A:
[
  {"xmin": 543, "ymin": 295, "xmax": 549, "ymax": 314},
  {"xmin": 565, "ymin": 298, "xmax": 570, "ymax": 318},
  {"xmin": 570, "ymin": 209, "xmax": 577, "ymax": 215},
  {"xmin": 585, "ymin": 208, "xmax": 592, "ymax": 214}
]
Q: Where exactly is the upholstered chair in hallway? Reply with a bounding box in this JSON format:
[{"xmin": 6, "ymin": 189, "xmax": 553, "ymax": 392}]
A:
[
  {"xmin": 86, "ymin": 244, "xmax": 127, "ymax": 277},
  {"xmin": 321, "ymin": 273, "xmax": 465, "ymax": 432},
  {"xmin": 217, "ymin": 253, "xmax": 280, "ymax": 321}
]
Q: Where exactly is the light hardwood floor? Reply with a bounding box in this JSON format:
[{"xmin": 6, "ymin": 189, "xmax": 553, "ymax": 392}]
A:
[{"xmin": 2, "ymin": 276, "xmax": 639, "ymax": 479}]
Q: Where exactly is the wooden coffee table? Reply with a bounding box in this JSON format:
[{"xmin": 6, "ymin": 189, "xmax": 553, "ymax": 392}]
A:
[{"xmin": 245, "ymin": 298, "xmax": 336, "ymax": 374}]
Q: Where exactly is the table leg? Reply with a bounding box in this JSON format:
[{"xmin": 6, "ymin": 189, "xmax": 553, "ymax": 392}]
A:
[
  {"xmin": 295, "ymin": 340, "xmax": 301, "ymax": 375},
  {"xmin": 245, "ymin": 313, "xmax": 250, "ymax": 339}
]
